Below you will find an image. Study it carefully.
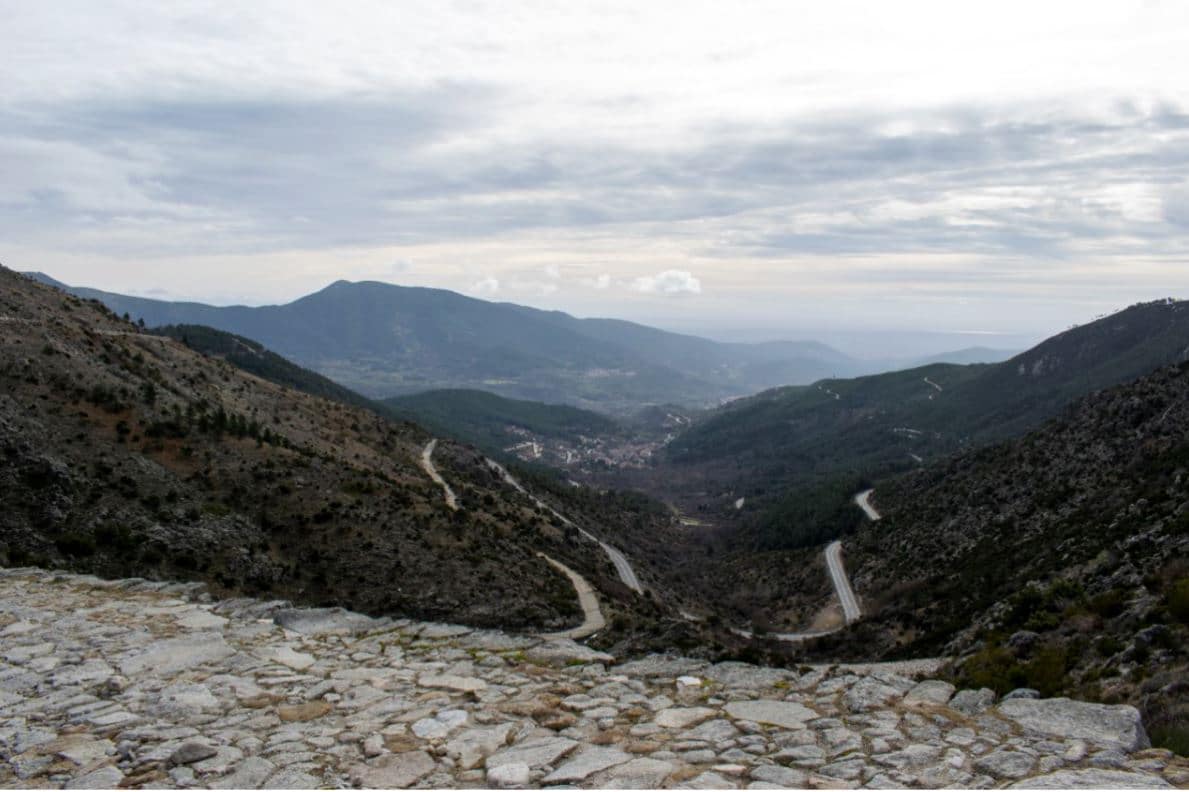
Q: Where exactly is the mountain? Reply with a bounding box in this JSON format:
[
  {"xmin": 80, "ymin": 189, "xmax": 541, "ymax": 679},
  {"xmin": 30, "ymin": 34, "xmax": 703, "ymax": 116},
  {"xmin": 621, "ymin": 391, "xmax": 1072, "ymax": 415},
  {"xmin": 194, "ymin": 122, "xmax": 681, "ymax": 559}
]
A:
[
  {"xmin": 25, "ymin": 273, "xmax": 885, "ymax": 412},
  {"xmin": 664, "ymin": 299, "xmax": 1189, "ymax": 537},
  {"xmin": 829, "ymin": 360, "xmax": 1189, "ymax": 751},
  {"xmin": 0, "ymin": 267, "xmax": 677, "ymax": 632}
]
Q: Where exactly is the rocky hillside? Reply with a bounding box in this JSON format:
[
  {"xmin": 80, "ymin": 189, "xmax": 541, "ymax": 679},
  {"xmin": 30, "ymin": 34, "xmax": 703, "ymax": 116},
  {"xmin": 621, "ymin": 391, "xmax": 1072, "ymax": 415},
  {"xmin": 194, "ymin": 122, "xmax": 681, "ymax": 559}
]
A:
[
  {"xmin": 662, "ymin": 298, "xmax": 1189, "ymax": 540},
  {"xmin": 2, "ymin": 567, "xmax": 1185, "ymax": 789},
  {"xmin": 829, "ymin": 361, "xmax": 1189, "ymax": 753},
  {"xmin": 0, "ymin": 267, "xmax": 657, "ymax": 632}
]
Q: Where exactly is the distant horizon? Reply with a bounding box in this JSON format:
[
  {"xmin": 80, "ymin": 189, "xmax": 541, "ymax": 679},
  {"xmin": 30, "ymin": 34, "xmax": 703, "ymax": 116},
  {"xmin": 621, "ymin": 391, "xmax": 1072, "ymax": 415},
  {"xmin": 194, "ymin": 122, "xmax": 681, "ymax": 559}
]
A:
[
  {"xmin": 4, "ymin": 2, "xmax": 1187, "ymax": 358},
  {"xmin": 29, "ymin": 265, "xmax": 1158, "ymax": 360}
]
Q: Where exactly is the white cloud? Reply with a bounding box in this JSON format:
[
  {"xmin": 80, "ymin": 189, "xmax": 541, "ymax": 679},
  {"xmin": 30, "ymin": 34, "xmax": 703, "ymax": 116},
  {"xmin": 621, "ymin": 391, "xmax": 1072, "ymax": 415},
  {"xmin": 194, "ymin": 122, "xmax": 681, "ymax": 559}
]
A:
[
  {"xmin": 631, "ymin": 269, "xmax": 702, "ymax": 295},
  {"xmin": 580, "ymin": 273, "xmax": 611, "ymax": 289},
  {"xmin": 469, "ymin": 276, "xmax": 499, "ymax": 294}
]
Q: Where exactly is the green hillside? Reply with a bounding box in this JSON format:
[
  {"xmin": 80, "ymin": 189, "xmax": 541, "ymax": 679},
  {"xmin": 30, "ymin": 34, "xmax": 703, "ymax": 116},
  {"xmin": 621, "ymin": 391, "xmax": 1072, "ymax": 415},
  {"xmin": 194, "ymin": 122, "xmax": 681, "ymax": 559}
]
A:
[
  {"xmin": 667, "ymin": 299, "xmax": 1189, "ymax": 548},
  {"xmin": 384, "ymin": 389, "xmax": 622, "ymax": 454}
]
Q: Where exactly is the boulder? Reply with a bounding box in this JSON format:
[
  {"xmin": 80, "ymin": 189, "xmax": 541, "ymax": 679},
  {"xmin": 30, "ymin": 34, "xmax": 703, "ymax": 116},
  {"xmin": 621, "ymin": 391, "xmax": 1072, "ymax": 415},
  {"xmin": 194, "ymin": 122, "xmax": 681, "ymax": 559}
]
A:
[
  {"xmin": 904, "ymin": 680, "xmax": 956, "ymax": 706},
  {"xmin": 949, "ymin": 688, "xmax": 996, "ymax": 715},
  {"xmin": 1002, "ymin": 688, "xmax": 1040, "ymax": 701},
  {"xmin": 997, "ymin": 698, "xmax": 1150, "ymax": 751}
]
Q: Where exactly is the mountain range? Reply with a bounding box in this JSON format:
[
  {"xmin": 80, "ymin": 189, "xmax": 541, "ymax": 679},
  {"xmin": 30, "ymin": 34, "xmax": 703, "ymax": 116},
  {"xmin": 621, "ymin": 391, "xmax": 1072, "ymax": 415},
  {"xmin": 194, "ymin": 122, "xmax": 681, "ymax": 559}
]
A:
[
  {"xmin": 25, "ymin": 273, "xmax": 1014, "ymax": 413},
  {"xmin": 660, "ymin": 298, "xmax": 1189, "ymax": 541}
]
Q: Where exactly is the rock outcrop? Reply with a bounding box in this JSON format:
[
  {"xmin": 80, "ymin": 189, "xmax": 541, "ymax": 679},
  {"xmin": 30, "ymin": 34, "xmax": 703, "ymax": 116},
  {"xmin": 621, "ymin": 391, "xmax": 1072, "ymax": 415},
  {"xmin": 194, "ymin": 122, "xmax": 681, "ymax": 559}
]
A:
[{"xmin": 2, "ymin": 567, "xmax": 1185, "ymax": 789}]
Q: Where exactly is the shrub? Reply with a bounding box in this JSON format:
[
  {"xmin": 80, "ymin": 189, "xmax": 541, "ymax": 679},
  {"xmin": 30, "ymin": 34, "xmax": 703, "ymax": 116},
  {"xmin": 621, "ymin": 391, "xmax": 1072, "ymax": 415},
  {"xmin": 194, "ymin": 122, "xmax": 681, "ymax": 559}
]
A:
[
  {"xmin": 55, "ymin": 532, "xmax": 96, "ymax": 557},
  {"xmin": 1169, "ymin": 578, "xmax": 1189, "ymax": 623}
]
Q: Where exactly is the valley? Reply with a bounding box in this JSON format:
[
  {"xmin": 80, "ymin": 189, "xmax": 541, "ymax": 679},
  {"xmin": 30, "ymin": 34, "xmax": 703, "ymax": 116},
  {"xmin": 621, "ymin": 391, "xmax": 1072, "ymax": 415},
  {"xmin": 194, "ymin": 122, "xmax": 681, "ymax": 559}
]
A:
[{"xmin": 3, "ymin": 268, "xmax": 1188, "ymax": 770}]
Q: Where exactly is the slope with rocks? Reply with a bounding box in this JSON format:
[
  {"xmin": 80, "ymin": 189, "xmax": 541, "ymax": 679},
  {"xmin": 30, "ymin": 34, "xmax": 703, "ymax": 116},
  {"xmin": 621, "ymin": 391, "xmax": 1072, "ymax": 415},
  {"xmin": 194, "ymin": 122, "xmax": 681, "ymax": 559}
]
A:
[
  {"xmin": 2, "ymin": 567, "xmax": 1185, "ymax": 789},
  {"xmin": 662, "ymin": 298, "xmax": 1189, "ymax": 546},
  {"xmin": 0, "ymin": 267, "xmax": 646, "ymax": 632},
  {"xmin": 825, "ymin": 361, "xmax": 1189, "ymax": 753}
]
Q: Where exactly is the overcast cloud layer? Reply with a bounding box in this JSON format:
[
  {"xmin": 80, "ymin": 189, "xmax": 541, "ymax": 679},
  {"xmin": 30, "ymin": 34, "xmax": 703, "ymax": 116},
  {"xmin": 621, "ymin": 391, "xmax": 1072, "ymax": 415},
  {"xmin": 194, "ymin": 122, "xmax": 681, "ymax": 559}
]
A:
[{"xmin": 3, "ymin": 1, "xmax": 1188, "ymax": 350}]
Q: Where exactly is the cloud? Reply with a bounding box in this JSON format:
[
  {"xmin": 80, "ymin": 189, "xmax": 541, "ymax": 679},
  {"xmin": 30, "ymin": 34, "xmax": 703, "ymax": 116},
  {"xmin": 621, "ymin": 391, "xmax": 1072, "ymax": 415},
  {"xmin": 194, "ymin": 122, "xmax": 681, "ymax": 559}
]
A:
[
  {"xmin": 469, "ymin": 276, "xmax": 499, "ymax": 294},
  {"xmin": 581, "ymin": 273, "xmax": 611, "ymax": 290},
  {"xmin": 631, "ymin": 269, "xmax": 702, "ymax": 295}
]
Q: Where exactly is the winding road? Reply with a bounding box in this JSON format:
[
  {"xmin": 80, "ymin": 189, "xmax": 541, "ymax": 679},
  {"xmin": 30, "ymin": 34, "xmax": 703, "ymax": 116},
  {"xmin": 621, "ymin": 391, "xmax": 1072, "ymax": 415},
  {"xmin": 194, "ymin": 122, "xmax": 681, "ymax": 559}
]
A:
[
  {"xmin": 419, "ymin": 439, "xmax": 458, "ymax": 510},
  {"xmin": 537, "ymin": 553, "xmax": 606, "ymax": 639},
  {"xmin": 825, "ymin": 540, "xmax": 862, "ymax": 624},
  {"xmin": 737, "ymin": 489, "xmax": 879, "ymax": 641},
  {"xmin": 853, "ymin": 488, "xmax": 881, "ymax": 522},
  {"xmin": 486, "ymin": 459, "xmax": 644, "ymax": 594}
]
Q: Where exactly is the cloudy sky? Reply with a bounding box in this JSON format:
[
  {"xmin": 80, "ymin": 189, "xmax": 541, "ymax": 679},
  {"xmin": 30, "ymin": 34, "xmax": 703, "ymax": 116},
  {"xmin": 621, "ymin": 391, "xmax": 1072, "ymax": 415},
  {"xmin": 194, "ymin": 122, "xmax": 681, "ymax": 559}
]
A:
[{"xmin": 4, "ymin": 1, "xmax": 1188, "ymax": 352}]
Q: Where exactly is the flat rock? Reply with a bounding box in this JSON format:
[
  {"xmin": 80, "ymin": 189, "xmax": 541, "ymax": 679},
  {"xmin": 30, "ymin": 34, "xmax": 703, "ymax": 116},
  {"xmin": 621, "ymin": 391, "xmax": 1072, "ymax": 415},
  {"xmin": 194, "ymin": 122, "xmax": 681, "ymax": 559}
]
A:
[
  {"xmin": 353, "ymin": 750, "xmax": 437, "ymax": 788},
  {"xmin": 751, "ymin": 764, "xmax": 809, "ymax": 786},
  {"xmin": 487, "ymin": 761, "xmax": 531, "ymax": 788},
  {"xmin": 117, "ymin": 634, "xmax": 234, "ymax": 676},
  {"xmin": 596, "ymin": 757, "xmax": 676, "ymax": 788},
  {"xmin": 417, "ymin": 622, "xmax": 473, "ymax": 639},
  {"xmin": 524, "ymin": 639, "xmax": 615, "ymax": 668},
  {"xmin": 175, "ymin": 610, "xmax": 228, "ymax": 630},
  {"xmin": 446, "ymin": 723, "xmax": 516, "ymax": 770},
  {"xmin": 487, "ymin": 736, "xmax": 578, "ymax": 770},
  {"xmin": 211, "ymin": 757, "xmax": 275, "ymax": 789},
  {"xmin": 64, "ymin": 766, "xmax": 124, "ymax": 789},
  {"xmin": 973, "ymin": 749, "xmax": 1036, "ymax": 779},
  {"xmin": 412, "ymin": 709, "xmax": 469, "ymax": 739},
  {"xmin": 170, "ymin": 741, "xmax": 218, "ymax": 765},
  {"xmin": 997, "ymin": 697, "xmax": 1150, "ymax": 751},
  {"xmin": 681, "ymin": 770, "xmax": 733, "ymax": 788},
  {"xmin": 724, "ymin": 699, "xmax": 816, "ymax": 729},
  {"xmin": 544, "ymin": 745, "xmax": 632, "ymax": 783},
  {"xmin": 656, "ymin": 706, "xmax": 717, "ymax": 729},
  {"xmin": 261, "ymin": 645, "xmax": 316, "ymax": 671},
  {"xmin": 1008, "ymin": 768, "xmax": 1172, "ymax": 788},
  {"xmin": 843, "ymin": 677, "xmax": 903, "ymax": 712},
  {"xmin": 703, "ymin": 661, "xmax": 791, "ymax": 689},
  {"xmin": 419, "ymin": 673, "xmax": 487, "ymax": 693},
  {"xmin": 274, "ymin": 607, "xmax": 386, "ymax": 636}
]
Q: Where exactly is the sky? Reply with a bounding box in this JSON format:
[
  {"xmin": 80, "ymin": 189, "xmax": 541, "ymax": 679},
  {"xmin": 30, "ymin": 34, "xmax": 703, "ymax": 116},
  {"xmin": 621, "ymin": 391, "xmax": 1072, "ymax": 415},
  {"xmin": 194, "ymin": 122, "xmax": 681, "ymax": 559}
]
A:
[{"xmin": 3, "ymin": 1, "xmax": 1188, "ymax": 354}]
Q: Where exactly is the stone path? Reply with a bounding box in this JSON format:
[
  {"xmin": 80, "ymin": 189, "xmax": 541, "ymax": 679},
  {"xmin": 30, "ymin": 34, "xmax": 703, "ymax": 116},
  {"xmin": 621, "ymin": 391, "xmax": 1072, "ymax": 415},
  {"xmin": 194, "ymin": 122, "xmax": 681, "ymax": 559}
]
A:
[{"xmin": 1, "ymin": 567, "xmax": 1185, "ymax": 789}]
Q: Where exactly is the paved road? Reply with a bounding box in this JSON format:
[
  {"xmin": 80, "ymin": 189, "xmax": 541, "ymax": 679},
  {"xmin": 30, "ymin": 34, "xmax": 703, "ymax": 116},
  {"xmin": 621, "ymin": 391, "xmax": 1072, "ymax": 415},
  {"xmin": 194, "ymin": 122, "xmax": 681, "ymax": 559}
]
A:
[
  {"xmin": 419, "ymin": 440, "xmax": 458, "ymax": 510},
  {"xmin": 825, "ymin": 540, "xmax": 862, "ymax": 624},
  {"xmin": 740, "ymin": 489, "xmax": 879, "ymax": 641},
  {"xmin": 923, "ymin": 376, "xmax": 943, "ymax": 392},
  {"xmin": 487, "ymin": 459, "xmax": 644, "ymax": 594},
  {"xmin": 854, "ymin": 488, "xmax": 881, "ymax": 522},
  {"xmin": 537, "ymin": 553, "xmax": 606, "ymax": 640}
]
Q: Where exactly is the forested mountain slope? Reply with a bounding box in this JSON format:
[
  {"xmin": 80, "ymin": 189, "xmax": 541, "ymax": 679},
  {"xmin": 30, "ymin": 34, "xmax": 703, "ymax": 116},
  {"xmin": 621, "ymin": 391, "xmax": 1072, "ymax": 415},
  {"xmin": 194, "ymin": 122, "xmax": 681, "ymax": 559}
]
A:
[{"xmin": 0, "ymin": 268, "xmax": 650, "ymax": 631}]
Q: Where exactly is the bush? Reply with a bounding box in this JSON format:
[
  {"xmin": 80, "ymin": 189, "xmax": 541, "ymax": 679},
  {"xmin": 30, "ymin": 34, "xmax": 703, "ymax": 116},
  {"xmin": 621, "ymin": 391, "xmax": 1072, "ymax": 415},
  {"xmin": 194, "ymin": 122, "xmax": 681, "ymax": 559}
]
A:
[
  {"xmin": 1169, "ymin": 578, "xmax": 1189, "ymax": 623},
  {"xmin": 55, "ymin": 532, "xmax": 96, "ymax": 557}
]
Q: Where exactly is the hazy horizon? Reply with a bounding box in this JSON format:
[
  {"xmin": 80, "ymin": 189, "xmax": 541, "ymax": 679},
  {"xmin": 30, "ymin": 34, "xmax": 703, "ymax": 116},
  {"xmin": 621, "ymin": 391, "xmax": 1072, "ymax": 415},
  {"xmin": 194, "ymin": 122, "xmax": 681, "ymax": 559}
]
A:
[{"xmin": 5, "ymin": 2, "xmax": 1187, "ymax": 353}]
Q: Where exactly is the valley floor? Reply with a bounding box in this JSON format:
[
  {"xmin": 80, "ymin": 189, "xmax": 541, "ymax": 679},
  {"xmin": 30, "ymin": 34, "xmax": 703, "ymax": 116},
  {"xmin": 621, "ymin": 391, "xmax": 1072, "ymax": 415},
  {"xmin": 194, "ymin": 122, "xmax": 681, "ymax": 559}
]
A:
[{"xmin": 1, "ymin": 567, "xmax": 1185, "ymax": 789}]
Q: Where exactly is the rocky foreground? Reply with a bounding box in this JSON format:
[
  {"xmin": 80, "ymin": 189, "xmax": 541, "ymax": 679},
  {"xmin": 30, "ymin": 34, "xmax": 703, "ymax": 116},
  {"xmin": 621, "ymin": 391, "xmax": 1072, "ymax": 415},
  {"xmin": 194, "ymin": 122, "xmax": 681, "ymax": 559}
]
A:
[{"xmin": 1, "ymin": 568, "xmax": 1185, "ymax": 790}]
